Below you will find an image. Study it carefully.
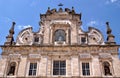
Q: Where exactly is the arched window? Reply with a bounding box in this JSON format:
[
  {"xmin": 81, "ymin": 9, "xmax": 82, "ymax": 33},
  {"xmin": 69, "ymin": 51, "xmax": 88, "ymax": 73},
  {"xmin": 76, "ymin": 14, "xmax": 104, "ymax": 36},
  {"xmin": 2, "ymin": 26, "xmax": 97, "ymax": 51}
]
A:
[
  {"xmin": 103, "ymin": 62, "xmax": 112, "ymax": 76},
  {"xmin": 7, "ymin": 62, "xmax": 16, "ymax": 76},
  {"xmin": 54, "ymin": 29, "xmax": 66, "ymax": 42}
]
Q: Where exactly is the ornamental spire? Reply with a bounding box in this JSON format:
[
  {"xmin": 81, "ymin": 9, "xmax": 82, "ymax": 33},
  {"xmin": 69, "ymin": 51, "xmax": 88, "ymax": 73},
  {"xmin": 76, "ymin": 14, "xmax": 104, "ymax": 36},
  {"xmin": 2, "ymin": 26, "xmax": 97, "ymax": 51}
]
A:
[
  {"xmin": 4, "ymin": 22, "xmax": 16, "ymax": 45},
  {"xmin": 106, "ymin": 22, "xmax": 112, "ymax": 34},
  {"xmin": 9, "ymin": 22, "xmax": 15, "ymax": 36},
  {"xmin": 105, "ymin": 22, "xmax": 116, "ymax": 45}
]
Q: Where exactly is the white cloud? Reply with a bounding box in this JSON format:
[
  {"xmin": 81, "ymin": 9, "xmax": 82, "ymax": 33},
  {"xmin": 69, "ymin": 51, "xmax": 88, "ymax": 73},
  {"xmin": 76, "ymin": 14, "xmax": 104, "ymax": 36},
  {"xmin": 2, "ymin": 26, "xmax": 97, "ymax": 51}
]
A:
[
  {"xmin": 87, "ymin": 20, "xmax": 105, "ymax": 29},
  {"xmin": 110, "ymin": 0, "xmax": 117, "ymax": 3},
  {"xmin": 17, "ymin": 25, "xmax": 32, "ymax": 30},
  {"xmin": 87, "ymin": 20, "xmax": 98, "ymax": 26},
  {"xmin": 106, "ymin": 0, "xmax": 119, "ymax": 4},
  {"xmin": 106, "ymin": 0, "xmax": 120, "ymax": 7}
]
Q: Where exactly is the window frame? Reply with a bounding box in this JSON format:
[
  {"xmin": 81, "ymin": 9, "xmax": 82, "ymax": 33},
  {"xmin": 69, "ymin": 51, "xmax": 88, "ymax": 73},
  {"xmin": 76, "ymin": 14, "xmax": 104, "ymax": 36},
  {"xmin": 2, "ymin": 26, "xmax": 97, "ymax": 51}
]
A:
[
  {"xmin": 54, "ymin": 29, "xmax": 66, "ymax": 42},
  {"xmin": 52, "ymin": 60, "xmax": 66, "ymax": 76},
  {"xmin": 81, "ymin": 37, "xmax": 86, "ymax": 44},
  {"xmin": 82, "ymin": 62, "xmax": 90, "ymax": 76},
  {"xmin": 27, "ymin": 61, "xmax": 39, "ymax": 77},
  {"xmin": 34, "ymin": 37, "xmax": 39, "ymax": 42},
  {"xmin": 28, "ymin": 63, "xmax": 37, "ymax": 76},
  {"xmin": 80, "ymin": 61, "xmax": 91, "ymax": 77},
  {"xmin": 79, "ymin": 35, "xmax": 88, "ymax": 45}
]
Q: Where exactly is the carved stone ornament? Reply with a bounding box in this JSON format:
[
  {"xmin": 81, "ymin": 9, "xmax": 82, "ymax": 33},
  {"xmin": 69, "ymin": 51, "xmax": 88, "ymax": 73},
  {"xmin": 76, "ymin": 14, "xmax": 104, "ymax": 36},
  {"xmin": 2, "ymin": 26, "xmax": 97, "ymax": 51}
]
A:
[
  {"xmin": 88, "ymin": 27, "xmax": 104, "ymax": 45},
  {"xmin": 99, "ymin": 53, "xmax": 111, "ymax": 59},
  {"xmin": 50, "ymin": 20, "xmax": 72, "ymax": 25},
  {"xmin": 8, "ymin": 54, "xmax": 21, "ymax": 61},
  {"xmin": 29, "ymin": 54, "xmax": 41, "ymax": 59},
  {"xmin": 80, "ymin": 53, "xmax": 91, "ymax": 59},
  {"xmin": 16, "ymin": 27, "xmax": 33, "ymax": 45}
]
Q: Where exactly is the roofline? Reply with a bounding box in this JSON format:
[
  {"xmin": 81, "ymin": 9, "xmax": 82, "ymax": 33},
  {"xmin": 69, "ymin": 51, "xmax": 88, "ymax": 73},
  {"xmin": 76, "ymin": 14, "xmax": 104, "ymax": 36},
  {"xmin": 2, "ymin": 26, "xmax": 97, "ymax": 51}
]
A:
[{"xmin": 0, "ymin": 44, "xmax": 120, "ymax": 48}]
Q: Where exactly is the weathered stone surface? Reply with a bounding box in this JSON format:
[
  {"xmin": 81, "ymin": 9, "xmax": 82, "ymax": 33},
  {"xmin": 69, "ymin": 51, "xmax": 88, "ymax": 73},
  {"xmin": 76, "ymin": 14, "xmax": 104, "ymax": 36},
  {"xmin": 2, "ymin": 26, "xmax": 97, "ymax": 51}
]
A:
[{"xmin": 0, "ymin": 7, "xmax": 120, "ymax": 78}]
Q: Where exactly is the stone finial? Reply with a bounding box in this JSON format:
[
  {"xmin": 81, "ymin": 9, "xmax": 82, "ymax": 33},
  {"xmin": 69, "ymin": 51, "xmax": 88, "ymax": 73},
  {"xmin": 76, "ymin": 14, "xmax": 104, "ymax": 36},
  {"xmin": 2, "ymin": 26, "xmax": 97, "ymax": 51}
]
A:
[
  {"xmin": 4, "ymin": 22, "xmax": 16, "ymax": 45},
  {"xmin": 106, "ymin": 22, "xmax": 112, "ymax": 34},
  {"xmin": 72, "ymin": 7, "xmax": 75, "ymax": 14},
  {"xmin": 46, "ymin": 7, "xmax": 51, "ymax": 14},
  {"xmin": 9, "ymin": 22, "xmax": 16, "ymax": 36},
  {"xmin": 80, "ymin": 13, "xmax": 82, "ymax": 20},
  {"xmin": 58, "ymin": 8, "xmax": 63, "ymax": 12},
  {"xmin": 105, "ymin": 22, "xmax": 116, "ymax": 45},
  {"xmin": 48, "ymin": 7, "xmax": 50, "ymax": 10}
]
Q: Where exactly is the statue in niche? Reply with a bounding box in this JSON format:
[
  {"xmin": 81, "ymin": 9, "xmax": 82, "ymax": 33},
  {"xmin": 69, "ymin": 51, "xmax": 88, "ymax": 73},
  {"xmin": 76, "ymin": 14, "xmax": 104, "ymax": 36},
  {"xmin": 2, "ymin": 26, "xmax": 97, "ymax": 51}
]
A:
[
  {"xmin": 103, "ymin": 62, "xmax": 112, "ymax": 76},
  {"xmin": 7, "ymin": 62, "xmax": 16, "ymax": 76}
]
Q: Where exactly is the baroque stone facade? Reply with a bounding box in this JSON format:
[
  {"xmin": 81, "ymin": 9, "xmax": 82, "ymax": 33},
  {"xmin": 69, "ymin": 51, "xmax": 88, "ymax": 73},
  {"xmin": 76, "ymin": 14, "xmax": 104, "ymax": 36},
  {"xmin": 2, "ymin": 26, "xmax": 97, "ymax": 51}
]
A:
[{"xmin": 0, "ymin": 7, "xmax": 120, "ymax": 78}]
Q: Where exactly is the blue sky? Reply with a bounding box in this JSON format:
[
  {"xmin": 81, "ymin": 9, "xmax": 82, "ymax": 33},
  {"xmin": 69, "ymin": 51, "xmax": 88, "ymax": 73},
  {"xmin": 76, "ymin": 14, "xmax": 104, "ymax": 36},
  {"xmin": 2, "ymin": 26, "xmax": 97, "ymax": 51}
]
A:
[{"xmin": 0, "ymin": 0, "xmax": 120, "ymax": 53}]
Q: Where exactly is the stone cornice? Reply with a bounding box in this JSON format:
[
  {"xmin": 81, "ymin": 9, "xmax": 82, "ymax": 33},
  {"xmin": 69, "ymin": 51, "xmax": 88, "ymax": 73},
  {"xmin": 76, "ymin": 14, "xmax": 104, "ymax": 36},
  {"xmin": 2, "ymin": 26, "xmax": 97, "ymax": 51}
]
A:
[
  {"xmin": 0, "ymin": 44, "xmax": 120, "ymax": 47},
  {"xmin": 1, "ymin": 45, "xmax": 119, "ymax": 56}
]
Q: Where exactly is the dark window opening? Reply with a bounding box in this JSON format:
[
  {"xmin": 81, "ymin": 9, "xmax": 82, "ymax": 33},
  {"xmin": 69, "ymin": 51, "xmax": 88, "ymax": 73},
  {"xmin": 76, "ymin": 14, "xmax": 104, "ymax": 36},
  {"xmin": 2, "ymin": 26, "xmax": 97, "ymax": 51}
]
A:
[
  {"xmin": 34, "ymin": 37, "xmax": 39, "ymax": 42},
  {"xmin": 82, "ymin": 63, "xmax": 90, "ymax": 76},
  {"xmin": 29, "ymin": 63, "xmax": 37, "ymax": 76},
  {"xmin": 54, "ymin": 29, "xmax": 66, "ymax": 42},
  {"xmin": 53, "ymin": 61, "xmax": 66, "ymax": 75},
  {"xmin": 81, "ymin": 37, "xmax": 86, "ymax": 44},
  {"xmin": 7, "ymin": 62, "xmax": 16, "ymax": 76}
]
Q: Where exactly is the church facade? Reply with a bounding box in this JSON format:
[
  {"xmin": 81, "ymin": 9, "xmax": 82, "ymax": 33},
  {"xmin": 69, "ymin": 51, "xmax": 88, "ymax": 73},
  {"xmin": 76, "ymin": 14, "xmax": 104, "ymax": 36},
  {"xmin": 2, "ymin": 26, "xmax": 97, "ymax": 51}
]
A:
[{"xmin": 0, "ymin": 7, "xmax": 120, "ymax": 78}]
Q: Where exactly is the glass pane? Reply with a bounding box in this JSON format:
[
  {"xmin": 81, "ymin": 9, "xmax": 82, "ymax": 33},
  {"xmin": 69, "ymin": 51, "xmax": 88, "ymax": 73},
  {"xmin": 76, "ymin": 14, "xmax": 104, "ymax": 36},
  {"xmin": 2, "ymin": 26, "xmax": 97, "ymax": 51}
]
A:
[
  {"xmin": 60, "ymin": 69, "xmax": 66, "ymax": 75},
  {"xmin": 86, "ymin": 63, "xmax": 89, "ymax": 69},
  {"xmin": 87, "ymin": 70, "xmax": 90, "ymax": 75},
  {"xmin": 54, "ymin": 61, "xmax": 59, "ymax": 68},
  {"xmin": 82, "ymin": 63, "xmax": 85, "ymax": 70},
  {"xmin": 29, "ymin": 70, "xmax": 32, "ymax": 75},
  {"xmin": 60, "ymin": 61, "xmax": 66, "ymax": 67},
  {"xmin": 53, "ymin": 69, "xmax": 59, "ymax": 75},
  {"xmin": 30, "ymin": 63, "xmax": 33, "ymax": 69},
  {"xmin": 33, "ymin": 63, "xmax": 37, "ymax": 69},
  {"xmin": 82, "ymin": 70, "xmax": 86, "ymax": 75},
  {"xmin": 33, "ymin": 70, "xmax": 36, "ymax": 75}
]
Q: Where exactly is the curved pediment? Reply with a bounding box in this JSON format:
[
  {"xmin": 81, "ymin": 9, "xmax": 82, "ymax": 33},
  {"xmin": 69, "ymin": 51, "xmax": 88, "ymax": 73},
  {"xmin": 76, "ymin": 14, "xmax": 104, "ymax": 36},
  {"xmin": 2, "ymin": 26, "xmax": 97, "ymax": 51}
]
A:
[
  {"xmin": 78, "ymin": 27, "xmax": 104, "ymax": 45},
  {"xmin": 16, "ymin": 27, "xmax": 33, "ymax": 45},
  {"xmin": 88, "ymin": 27, "xmax": 104, "ymax": 45}
]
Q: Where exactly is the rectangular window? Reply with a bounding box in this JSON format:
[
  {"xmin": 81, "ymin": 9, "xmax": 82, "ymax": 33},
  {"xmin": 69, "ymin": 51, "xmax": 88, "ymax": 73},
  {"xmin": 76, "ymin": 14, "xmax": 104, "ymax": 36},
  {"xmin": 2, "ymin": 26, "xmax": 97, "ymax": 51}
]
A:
[
  {"xmin": 34, "ymin": 37, "xmax": 39, "ymax": 42},
  {"xmin": 82, "ymin": 63, "xmax": 90, "ymax": 76},
  {"xmin": 29, "ymin": 63, "xmax": 37, "ymax": 76},
  {"xmin": 53, "ymin": 61, "xmax": 66, "ymax": 75},
  {"xmin": 81, "ymin": 37, "xmax": 86, "ymax": 44}
]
